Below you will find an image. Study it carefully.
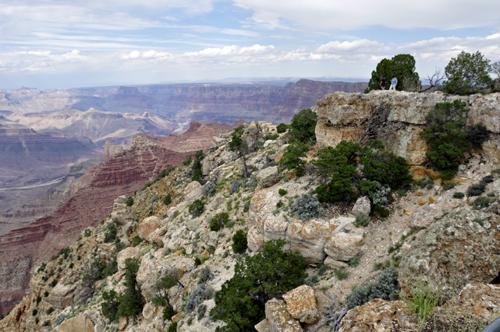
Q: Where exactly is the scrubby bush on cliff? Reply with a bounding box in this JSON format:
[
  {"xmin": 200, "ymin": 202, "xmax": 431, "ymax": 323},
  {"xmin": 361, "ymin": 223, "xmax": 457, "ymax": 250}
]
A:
[
  {"xmin": 346, "ymin": 267, "xmax": 399, "ymax": 309},
  {"xmin": 276, "ymin": 123, "xmax": 288, "ymax": 133},
  {"xmin": 192, "ymin": 150, "xmax": 205, "ymax": 183},
  {"xmin": 420, "ymin": 100, "xmax": 469, "ymax": 180},
  {"xmin": 211, "ymin": 240, "xmax": 308, "ymax": 332},
  {"xmin": 163, "ymin": 194, "xmax": 172, "ymax": 205},
  {"xmin": 288, "ymin": 108, "xmax": 318, "ymax": 145},
  {"xmin": 232, "ymin": 230, "xmax": 248, "ymax": 254},
  {"xmin": 229, "ymin": 179, "xmax": 240, "ymax": 194},
  {"xmin": 182, "ymin": 154, "xmax": 192, "ymax": 166},
  {"xmin": 202, "ymin": 181, "xmax": 216, "ymax": 197},
  {"xmin": 101, "ymin": 290, "xmax": 120, "ymax": 321},
  {"xmin": 361, "ymin": 149, "xmax": 412, "ymax": 189},
  {"xmin": 117, "ymin": 258, "xmax": 144, "ymax": 319},
  {"xmin": 125, "ymin": 196, "xmax": 134, "ymax": 206},
  {"xmin": 466, "ymin": 123, "xmax": 490, "ymax": 147},
  {"xmin": 442, "ymin": 51, "xmax": 493, "ymax": 95},
  {"xmin": 292, "ymin": 194, "xmax": 324, "ymax": 221},
  {"xmin": 366, "ymin": 54, "xmax": 421, "ymax": 92},
  {"xmin": 104, "ymin": 223, "xmax": 118, "ymax": 243},
  {"xmin": 280, "ymin": 141, "xmax": 309, "ymax": 177},
  {"xmin": 189, "ymin": 199, "xmax": 205, "ymax": 217},
  {"xmin": 209, "ymin": 212, "xmax": 229, "ymax": 231}
]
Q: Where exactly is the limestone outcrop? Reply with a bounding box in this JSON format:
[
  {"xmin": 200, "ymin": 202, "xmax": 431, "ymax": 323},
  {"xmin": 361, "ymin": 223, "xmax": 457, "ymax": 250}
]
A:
[
  {"xmin": 399, "ymin": 207, "xmax": 500, "ymax": 301},
  {"xmin": 316, "ymin": 92, "xmax": 500, "ymax": 165}
]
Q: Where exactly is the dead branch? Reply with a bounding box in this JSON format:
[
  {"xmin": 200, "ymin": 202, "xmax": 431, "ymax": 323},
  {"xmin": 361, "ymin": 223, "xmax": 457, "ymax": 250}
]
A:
[
  {"xmin": 421, "ymin": 68, "xmax": 445, "ymax": 92},
  {"xmin": 314, "ymin": 292, "xmax": 348, "ymax": 332},
  {"xmin": 354, "ymin": 106, "xmax": 388, "ymax": 146}
]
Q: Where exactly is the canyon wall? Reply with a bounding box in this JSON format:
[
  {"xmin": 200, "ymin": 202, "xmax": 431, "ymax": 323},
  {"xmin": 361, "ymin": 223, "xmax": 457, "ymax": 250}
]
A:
[
  {"xmin": 316, "ymin": 91, "xmax": 500, "ymax": 165},
  {"xmin": 0, "ymin": 120, "xmax": 237, "ymax": 316}
]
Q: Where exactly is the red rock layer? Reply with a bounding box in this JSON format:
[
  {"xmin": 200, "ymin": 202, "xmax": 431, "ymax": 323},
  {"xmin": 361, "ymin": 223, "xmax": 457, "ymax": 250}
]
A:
[{"xmin": 0, "ymin": 121, "xmax": 235, "ymax": 317}]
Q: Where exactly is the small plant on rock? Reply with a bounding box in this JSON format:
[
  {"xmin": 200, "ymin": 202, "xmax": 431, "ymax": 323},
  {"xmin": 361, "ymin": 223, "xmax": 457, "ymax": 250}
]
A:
[
  {"xmin": 125, "ymin": 196, "xmax": 134, "ymax": 207},
  {"xmin": 354, "ymin": 213, "xmax": 370, "ymax": 227},
  {"xmin": 232, "ymin": 230, "xmax": 248, "ymax": 254},
  {"xmin": 276, "ymin": 123, "xmax": 288, "ymax": 133},
  {"xmin": 291, "ymin": 194, "xmax": 324, "ymax": 222},
  {"xmin": 209, "ymin": 212, "xmax": 229, "ymax": 231},
  {"xmin": 202, "ymin": 181, "xmax": 216, "ymax": 197},
  {"xmin": 467, "ymin": 181, "xmax": 487, "ymax": 196},
  {"xmin": 163, "ymin": 194, "xmax": 172, "ymax": 205},
  {"xmin": 189, "ymin": 199, "xmax": 205, "ymax": 217}
]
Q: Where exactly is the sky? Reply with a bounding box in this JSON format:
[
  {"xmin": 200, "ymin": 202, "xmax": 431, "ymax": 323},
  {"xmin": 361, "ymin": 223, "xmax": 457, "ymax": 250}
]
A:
[{"xmin": 1, "ymin": 0, "xmax": 500, "ymax": 89}]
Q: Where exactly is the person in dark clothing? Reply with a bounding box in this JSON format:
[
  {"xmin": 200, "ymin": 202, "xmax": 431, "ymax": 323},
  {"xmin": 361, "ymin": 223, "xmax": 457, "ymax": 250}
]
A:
[{"xmin": 380, "ymin": 76, "xmax": 387, "ymax": 90}]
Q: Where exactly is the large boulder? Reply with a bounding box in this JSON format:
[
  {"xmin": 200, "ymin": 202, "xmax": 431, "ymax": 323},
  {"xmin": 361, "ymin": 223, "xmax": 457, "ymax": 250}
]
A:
[
  {"xmin": 183, "ymin": 181, "xmax": 203, "ymax": 204},
  {"xmin": 49, "ymin": 282, "xmax": 79, "ymax": 310},
  {"xmin": 324, "ymin": 228, "xmax": 364, "ymax": 262},
  {"xmin": 286, "ymin": 219, "xmax": 339, "ymax": 263},
  {"xmin": 338, "ymin": 299, "xmax": 415, "ymax": 332},
  {"xmin": 117, "ymin": 247, "xmax": 141, "ymax": 272},
  {"xmin": 138, "ymin": 216, "xmax": 161, "ymax": 241},
  {"xmin": 54, "ymin": 314, "xmax": 94, "ymax": 332},
  {"xmin": 264, "ymin": 298, "xmax": 303, "ymax": 332},
  {"xmin": 248, "ymin": 227, "xmax": 264, "ymax": 252},
  {"xmin": 282, "ymin": 285, "xmax": 320, "ymax": 324},
  {"xmin": 399, "ymin": 208, "xmax": 500, "ymax": 301},
  {"xmin": 256, "ymin": 167, "xmax": 281, "ymax": 188},
  {"xmin": 351, "ymin": 196, "xmax": 371, "ymax": 216}
]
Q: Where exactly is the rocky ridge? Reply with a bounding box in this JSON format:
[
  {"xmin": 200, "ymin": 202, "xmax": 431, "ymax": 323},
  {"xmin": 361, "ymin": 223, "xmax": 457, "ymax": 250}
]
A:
[
  {"xmin": 1, "ymin": 92, "xmax": 500, "ymax": 332},
  {"xmin": 0, "ymin": 120, "xmax": 238, "ymax": 318}
]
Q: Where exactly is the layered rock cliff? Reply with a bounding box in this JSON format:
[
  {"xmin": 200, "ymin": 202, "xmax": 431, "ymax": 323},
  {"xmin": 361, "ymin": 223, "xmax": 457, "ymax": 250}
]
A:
[
  {"xmin": 1, "ymin": 92, "xmax": 499, "ymax": 332},
  {"xmin": 0, "ymin": 120, "xmax": 238, "ymax": 317}
]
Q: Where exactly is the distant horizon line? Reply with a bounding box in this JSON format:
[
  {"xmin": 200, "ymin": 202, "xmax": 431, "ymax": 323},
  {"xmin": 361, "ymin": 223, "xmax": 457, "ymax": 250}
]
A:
[{"xmin": 1, "ymin": 76, "xmax": 371, "ymax": 92}]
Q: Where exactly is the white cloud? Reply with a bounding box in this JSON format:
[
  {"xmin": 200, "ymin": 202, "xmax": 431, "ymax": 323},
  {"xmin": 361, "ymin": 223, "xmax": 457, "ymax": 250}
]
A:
[{"xmin": 232, "ymin": 0, "xmax": 500, "ymax": 30}]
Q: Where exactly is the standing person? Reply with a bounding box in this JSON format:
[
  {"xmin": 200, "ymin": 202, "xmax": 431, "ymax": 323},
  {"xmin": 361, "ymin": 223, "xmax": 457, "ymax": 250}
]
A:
[
  {"xmin": 380, "ymin": 76, "xmax": 387, "ymax": 90},
  {"xmin": 389, "ymin": 75, "xmax": 398, "ymax": 91}
]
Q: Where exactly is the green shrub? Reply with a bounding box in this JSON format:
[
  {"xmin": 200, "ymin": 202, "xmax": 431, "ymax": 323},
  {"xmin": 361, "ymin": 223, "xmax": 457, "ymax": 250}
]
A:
[
  {"xmin": 276, "ymin": 123, "xmax": 288, "ymax": 133},
  {"xmin": 185, "ymin": 283, "xmax": 206, "ymax": 312},
  {"xmin": 360, "ymin": 180, "xmax": 390, "ymax": 206},
  {"xmin": 125, "ymin": 196, "xmax": 134, "ymax": 207},
  {"xmin": 334, "ymin": 268, "xmax": 349, "ymax": 280},
  {"xmin": 420, "ymin": 100, "xmax": 469, "ymax": 180},
  {"xmin": 84, "ymin": 229, "xmax": 92, "ymax": 237},
  {"xmin": 104, "ymin": 223, "xmax": 118, "ymax": 243},
  {"xmin": 472, "ymin": 196, "xmax": 496, "ymax": 209},
  {"xmin": 443, "ymin": 182, "xmax": 456, "ymax": 191},
  {"xmin": 291, "ymin": 194, "xmax": 324, "ymax": 222},
  {"xmin": 453, "ymin": 192, "xmax": 465, "ymax": 199},
  {"xmin": 197, "ymin": 304, "xmax": 207, "ymax": 320},
  {"xmin": 163, "ymin": 306, "xmax": 176, "ymax": 321},
  {"xmin": 189, "ymin": 199, "xmax": 205, "ymax": 217},
  {"xmin": 132, "ymin": 236, "xmax": 143, "ymax": 247},
  {"xmin": 264, "ymin": 133, "xmax": 279, "ymax": 141},
  {"xmin": 49, "ymin": 280, "xmax": 57, "ymax": 287},
  {"xmin": 361, "ymin": 150, "xmax": 412, "ymax": 189},
  {"xmin": 466, "ymin": 123, "xmax": 490, "ymax": 147},
  {"xmin": 372, "ymin": 205, "xmax": 390, "ymax": 218},
  {"xmin": 243, "ymin": 200, "xmax": 251, "ymax": 212},
  {"xmin": 46, "ymin": 307, "xmax": 54, "ymax": 315},
  {"xmin": 202, "ymin": 182, "xmax": 216, "ymax": 197},
  {"xmin": 194, "ymin": 257, "xmax": 202, "ymax": 266},
  {"xmin": 163, "ymin": 194, "xmax": 172, "ymax": 206},
  {"xmin": 228, "ymin": 125, "xmax": 245, "ymax": 154},
  {"xmin": 101, "ymin": 290, "xmax": 120, "ymax": 321},
  {"xmin": 44, "ymin": 291, "xmax": 48, "ymax": 297},
  {"xmin": 229, "ymin": 180, "xmax": 240, "ymax": 195},
  {"xmin": 288, "ymin": 109, "xmax": 318, "ymax": 145},
  {"xmin": 442, "ymin": 50, "xmax": 492, "ymax": 95},
  {"xmin": 211, "ymin": 240, "xmax": 308, "ymax": 332},
  {"xmin": 167, "ymin": 322, "xmax": 178, "ymax": 332},
  {"xmin": 346, "ymin": 267, "xmax": 399, "ymax": 309},
  {"xmin": 198, "ymin": 266, "xmax": 212, "ymax": 284},
  {"xmin": 278, "ymin": 189, "xmax": 287, "ymax": 196},
  {"xmin": 398, "ymin": 189, "xmax": 408, "ymax": 197},
  {"xmin": 232, "ymin": 230, "xmax": 248, "ymax": 254},
  {"xmin": 281, "ymin": 142, "xmax": 308, "ymax": 177},
  {"xmin": 203, "ymin": 286, "xmax": 215, "ymax": 300},
  {"xmin": 349, "ymin": 256, "xmax": 360, "ymax": 267},
  {"xmin": 117, "ymin": 258, "xmax": 144, "ymax": 319},
  {"xmin": 467, "ymin": 181, "xmax": 487, "ymax": 196},
  {"xmin": 417, "ymin": 177, "xmax": 434, "ymax": 189},
  {"xmin": 192, "ymin": 150, "xmax": 205, "ymax": 183},
  {"xmin": 401, "ymin": 279, "xmax": 441, "ymax": 325},
  {"xmin": 182, "ymin": 154, "xmax": 192, "ymax": 166},
  {"xmin": 32, "ymin": 309, "xmax": 38, "ymax": 316},
  {"xmin": 483, "ymin": 175, "xmax": 494, "ymax": 183},
  {"xmin": 354, "ymin": 213, "xmax": 370, "ymax": 227},
  {"xmin": 209, "ymin": 212, "xmax": 229, "ymax": 231}
]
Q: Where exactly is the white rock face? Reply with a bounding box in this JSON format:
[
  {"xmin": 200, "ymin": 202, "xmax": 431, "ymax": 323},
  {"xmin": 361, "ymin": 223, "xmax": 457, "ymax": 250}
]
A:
[
  {"xmin": 117, "ymin": 247, "xmax": 141, "ymax": 272},
  {"xmin": 183, "ymin": 181, "xmax": 203, "ymax": 203},
  {"xmin": 351, "ymin": 196, "xmax": 371, "ymax": 216},
  {"xmin": 324, "ymin": 231, "xmax": 364, "ymax": 262},
  {"xmin": 256, "ymin": 166, "xmax": 281, "ymax": 188},
  {"xmin": 265, "ymin": 298, "xmax": 303, "ymax": 332}
]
